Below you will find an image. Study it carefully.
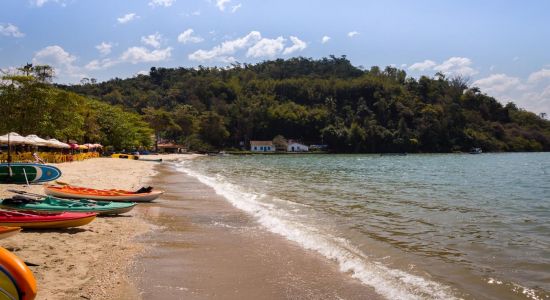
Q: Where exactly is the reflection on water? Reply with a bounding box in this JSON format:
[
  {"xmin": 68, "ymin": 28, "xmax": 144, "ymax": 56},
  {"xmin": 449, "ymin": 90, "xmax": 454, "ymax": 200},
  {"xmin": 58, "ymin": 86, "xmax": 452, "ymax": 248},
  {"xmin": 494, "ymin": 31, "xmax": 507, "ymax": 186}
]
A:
[{"xmin": 181, "ymin": 153, "xmax": 550, "ymax": 299}]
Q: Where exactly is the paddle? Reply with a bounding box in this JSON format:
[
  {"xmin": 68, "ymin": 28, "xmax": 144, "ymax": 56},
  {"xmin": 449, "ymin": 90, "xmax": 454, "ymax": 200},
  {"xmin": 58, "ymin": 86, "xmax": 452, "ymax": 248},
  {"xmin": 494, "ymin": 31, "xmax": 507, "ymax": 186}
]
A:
[
  {"xmin": 8, "ymin": 189, "xmax": 101, "ymax": 205},
  {"xmin": 0, "ymin": 208, "xmax": 55, "ymax": 217},
  {"xmin": 8, "ymin": 190, "xmax": 46, "ymax": 199}
]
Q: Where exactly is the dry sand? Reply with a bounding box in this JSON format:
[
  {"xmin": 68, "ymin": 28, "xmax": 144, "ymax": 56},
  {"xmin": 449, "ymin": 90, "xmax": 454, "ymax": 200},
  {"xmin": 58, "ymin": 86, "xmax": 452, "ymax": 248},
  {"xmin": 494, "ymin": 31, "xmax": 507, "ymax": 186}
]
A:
[{"xmin": 0, "ymin": 154, "xmax": 198, "ymax": 300}]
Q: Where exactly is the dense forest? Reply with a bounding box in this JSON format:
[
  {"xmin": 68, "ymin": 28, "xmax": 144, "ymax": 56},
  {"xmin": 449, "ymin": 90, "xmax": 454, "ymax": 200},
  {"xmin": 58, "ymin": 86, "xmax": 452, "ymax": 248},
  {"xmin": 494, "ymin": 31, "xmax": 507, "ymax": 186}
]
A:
[
  {"xmin": 61, "ymin": 56, "xmax": 550, "ymax": 152},
  {"xmin": 0, "ymin": 65, "xmax": 153, "ymax": 150}
]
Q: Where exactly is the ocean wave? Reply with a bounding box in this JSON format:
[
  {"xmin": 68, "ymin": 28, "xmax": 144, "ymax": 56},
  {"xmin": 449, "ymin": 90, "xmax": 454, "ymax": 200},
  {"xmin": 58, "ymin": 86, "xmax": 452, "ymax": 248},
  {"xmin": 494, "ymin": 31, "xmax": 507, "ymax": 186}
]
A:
[{"xmin": 174, "ymin": 160, "xmax": 460, "ymax": 300}]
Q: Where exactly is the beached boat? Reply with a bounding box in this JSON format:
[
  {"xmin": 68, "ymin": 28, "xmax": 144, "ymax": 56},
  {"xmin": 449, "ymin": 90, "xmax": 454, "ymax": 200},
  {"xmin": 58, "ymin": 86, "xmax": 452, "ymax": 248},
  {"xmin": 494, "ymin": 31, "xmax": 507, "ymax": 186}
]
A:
[
  {"xmin": 0, "ymin": 247, "xmax": 37, "ymax": 300},
  {"xmin": 0, "ymin": 163, "xmax": 61, "ymax": 184},
  {"xmin": 0, "ymin": 210, "xmax": 96, "ymax": 229},
  {"xmin": 44, "ymin": 185, "xmax": 163, "ymax": 202},
  {"xmin": 0, "ymin": 194, "xmax": 136, "ymax": 215},
  {"xmin": 0, "ymin": 226, "xmax": 21, "ymax": 239},
  {"xmin": 469, "ymin": 147, "xmax": 483, "ymax": 154},
  {"xmin": 111, "ymin": 153, "xmax": 139, "ymax": 160}
]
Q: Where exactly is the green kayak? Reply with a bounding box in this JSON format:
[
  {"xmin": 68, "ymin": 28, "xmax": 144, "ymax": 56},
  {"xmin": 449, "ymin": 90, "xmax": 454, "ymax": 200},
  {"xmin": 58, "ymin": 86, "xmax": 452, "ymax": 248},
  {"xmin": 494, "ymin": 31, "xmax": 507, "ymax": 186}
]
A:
[{"xmin": 0, "ymin": 195, "xmax": 136, "ymax": 216}]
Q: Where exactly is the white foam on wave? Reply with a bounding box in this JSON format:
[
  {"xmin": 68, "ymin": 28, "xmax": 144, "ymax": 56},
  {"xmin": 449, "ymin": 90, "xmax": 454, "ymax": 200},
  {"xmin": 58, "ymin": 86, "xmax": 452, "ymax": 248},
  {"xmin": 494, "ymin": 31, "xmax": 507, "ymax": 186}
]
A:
[{"xmin": 175, "ymin": 161, "xmax": 460, "ymax": 300}]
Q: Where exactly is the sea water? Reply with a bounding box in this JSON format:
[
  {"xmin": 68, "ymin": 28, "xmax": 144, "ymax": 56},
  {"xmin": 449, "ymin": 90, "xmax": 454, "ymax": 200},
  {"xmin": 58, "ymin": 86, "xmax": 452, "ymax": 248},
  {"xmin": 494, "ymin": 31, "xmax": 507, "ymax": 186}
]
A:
[{"xmin": 175, "ymin": 153, "xmax": 550, "ymax": 300}]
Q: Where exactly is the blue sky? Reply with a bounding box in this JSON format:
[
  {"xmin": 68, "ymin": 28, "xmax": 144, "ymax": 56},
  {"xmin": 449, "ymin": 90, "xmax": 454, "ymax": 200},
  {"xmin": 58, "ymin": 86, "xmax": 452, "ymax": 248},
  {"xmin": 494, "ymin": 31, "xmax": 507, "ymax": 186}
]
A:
[{"xmin": 1, "ymin": 0, "xmax": 549, "ymax": 114}]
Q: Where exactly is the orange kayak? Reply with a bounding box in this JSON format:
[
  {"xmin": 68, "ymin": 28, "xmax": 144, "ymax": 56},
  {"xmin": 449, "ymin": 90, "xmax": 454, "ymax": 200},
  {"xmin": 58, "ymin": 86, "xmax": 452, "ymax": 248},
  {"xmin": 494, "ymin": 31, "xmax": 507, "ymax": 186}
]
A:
[
  {"xmin": 0, "ymin": 247, "xmax": 37, "ymax": 300},
  {"xmin": 44, "ymin": 185, "xmax": 163, "ymax": 202},
  {"xmin": 0, "ymin": 226, "xmax": 21, "ymax": 239}
]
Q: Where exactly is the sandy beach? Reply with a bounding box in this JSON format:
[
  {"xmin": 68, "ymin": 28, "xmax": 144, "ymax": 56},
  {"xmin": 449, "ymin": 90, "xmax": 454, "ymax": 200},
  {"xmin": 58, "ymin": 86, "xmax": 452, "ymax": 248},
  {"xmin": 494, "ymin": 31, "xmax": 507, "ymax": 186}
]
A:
[
  {"xmin": 0, "ymin": 154, "xmax": 194, "ymax": 300},
  {"xmin": 0, "ymin": 155, "xmax": 390, "ymax": 300}
]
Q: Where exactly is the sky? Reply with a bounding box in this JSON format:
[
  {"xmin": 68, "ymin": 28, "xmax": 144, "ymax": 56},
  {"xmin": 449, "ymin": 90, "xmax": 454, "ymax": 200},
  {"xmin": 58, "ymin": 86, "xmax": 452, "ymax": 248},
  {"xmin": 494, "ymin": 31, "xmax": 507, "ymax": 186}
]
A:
[{"xmin": 1, "ymin": 0, "xmax": 549, "ymax": 114}]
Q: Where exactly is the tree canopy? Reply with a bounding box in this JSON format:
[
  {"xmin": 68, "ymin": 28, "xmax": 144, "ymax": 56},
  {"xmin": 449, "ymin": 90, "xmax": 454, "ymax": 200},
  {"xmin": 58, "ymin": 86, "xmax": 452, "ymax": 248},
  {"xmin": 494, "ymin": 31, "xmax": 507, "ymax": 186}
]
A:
[
  {"xmin": 1, "ymin": 67, "xmax": 153, "ymax": 150},
  {"xmin": 59, "ymin": 56, "xmax": 550, "ymax": 152}
]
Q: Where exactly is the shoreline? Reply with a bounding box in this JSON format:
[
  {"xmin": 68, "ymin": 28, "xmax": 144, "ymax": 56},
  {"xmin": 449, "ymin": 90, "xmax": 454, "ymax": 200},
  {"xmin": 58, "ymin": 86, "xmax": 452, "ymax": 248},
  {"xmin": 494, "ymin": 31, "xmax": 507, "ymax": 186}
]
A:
[
  {"xmin": 0, "ymin": 154, "xmax": 195, "ymax": 300},
  {"xmin": 130, "ymin": 160, "xmax": 382, "ymax": 299}
]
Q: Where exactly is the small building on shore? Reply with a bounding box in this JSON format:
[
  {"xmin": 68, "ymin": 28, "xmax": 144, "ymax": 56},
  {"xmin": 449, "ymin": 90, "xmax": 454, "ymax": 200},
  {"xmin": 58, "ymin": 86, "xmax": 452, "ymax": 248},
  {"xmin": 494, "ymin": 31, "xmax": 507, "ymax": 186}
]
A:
[
  {"xmin": 287, "ymin": 141, "xmax": 309, "ymax": 152},
  {"xmin": 250, "ymin": 141, "xmax": 275, "ymax": 152},
  {"xmin": 157, "ymin": 143, "xmax": 186, "ymax": 153}
]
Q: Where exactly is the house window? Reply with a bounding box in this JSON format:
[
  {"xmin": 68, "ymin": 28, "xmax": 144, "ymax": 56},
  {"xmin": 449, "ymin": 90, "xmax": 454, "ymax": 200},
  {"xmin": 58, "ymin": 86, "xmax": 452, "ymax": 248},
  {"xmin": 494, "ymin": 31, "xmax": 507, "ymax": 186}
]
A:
[{"xmin": 254, "ymin": 146, "xmax": 257, "ymax": 150}]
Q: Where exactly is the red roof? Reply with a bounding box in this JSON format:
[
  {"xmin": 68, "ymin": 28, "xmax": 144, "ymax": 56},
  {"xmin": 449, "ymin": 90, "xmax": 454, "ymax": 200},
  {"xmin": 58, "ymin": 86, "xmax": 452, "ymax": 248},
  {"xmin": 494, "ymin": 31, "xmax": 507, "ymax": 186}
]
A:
[{"xmin": 250, "ymin": 140, "xmax": 273, "ymax": 146}]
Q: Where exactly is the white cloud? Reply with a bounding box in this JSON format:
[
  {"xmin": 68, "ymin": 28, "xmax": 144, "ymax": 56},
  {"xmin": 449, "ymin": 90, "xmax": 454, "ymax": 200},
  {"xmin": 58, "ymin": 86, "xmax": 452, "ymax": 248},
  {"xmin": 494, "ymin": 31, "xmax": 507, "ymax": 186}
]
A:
[
  {"xmin": 85, "ymin": 58, "xmax": 117, "ymax": 70},
  {"xmin": 0, "ymin": 23, "xmax": 24, "ymax": 38},
  {"xmin": 513, "ymin": 56, "xmax": 520, "ymax": 62},
  {"xmin": 136, "ymin": 70, "xmax": 149, "ymax": 76},
  {"xmin": 189, "ymin": 31, "xmax": 261, "ymax": 62},
  {"xmin": 348, "ymin": 31, "xmax": 359, "ymax": 38},
  {"xmin": 247, "ymin": 37, "xmax": 285, "ymax": 58},
  {"xmin": 33, "ymin": 45, "xmax": 76, "ymax": 67},
  {"xmin": 192, "ymin": 10, "xmax": 201, "ymax": 16},
  {"xmin": 528, "ymin": 68, "xmax": 550, "ymax": 83},
  {"xmin": 189, "ymin": 31, "xmax": 307, "ymax": 61},
  {"xmin": 321, "ymin": 36, "xmax": 330, "ymax": 44},
  {"xmin": 409, "ymin": 60, "xmax": 437, "ymax": 72},
  {"xmin": 473, "ymin": 74, "xmax": 521, "ymax": 94},
  {"xmin": 148, "ymin": 0, "xmax": 175, "ymax": 7},
  {"xmin": 32, "ymin": 45, "xmax": 85, "ymax": 80},
  {"xmin": 95, "ymin": 42, "xmax": 113, "ymax": 56},
  {"xmin": 216, "ymin": 0, "xmax": 231, "ymax": 11},
  {"xmin": 33, "ymin": 0, "xmax": 66, "ymax": 7},
  {"xmin": 117, "ymin": 13, "xmax": 138, "ymax": 24},
  {"xmin": 282, "ymin": 36, "xmax": 307, "ymax": 55},
  {"xmin": 141, "ymin": 32, "xmax": 162, "ymax": 48},
  {"xmin": 473, "ymin": 72, "xmax": 550, "ymax": 114},
  {"xmin": 231, "ymin": 3, "xmax": 242, "ymax": 13},
  {"xmin": 177, "ymin": 29, "xmax": 204, "ymax": 44},
  {"xmin": 407, "ymin": 57, "xmax": 477, "ymax": 76},
  {"xmin": 120, "ymin": 46, "xmax": 172, "ymax": 64},
  {"xmin": 433, "ymin": 57, "xmax": 478, "ymax": 76}
]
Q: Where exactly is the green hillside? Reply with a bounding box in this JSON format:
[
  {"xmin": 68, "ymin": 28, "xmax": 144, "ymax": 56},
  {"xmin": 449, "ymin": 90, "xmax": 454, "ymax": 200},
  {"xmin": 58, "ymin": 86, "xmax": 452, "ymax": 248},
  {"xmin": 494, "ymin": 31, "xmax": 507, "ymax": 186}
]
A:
[{"xmin": 61, "ymin": 56, "xmax": 550, "ymax": 152}]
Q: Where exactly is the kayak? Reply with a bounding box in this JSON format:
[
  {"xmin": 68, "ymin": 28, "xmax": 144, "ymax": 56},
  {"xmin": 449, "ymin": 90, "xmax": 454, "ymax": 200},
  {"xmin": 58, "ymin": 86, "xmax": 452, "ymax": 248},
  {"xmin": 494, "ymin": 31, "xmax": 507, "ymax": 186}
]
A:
[
  {"xmin": 0, "ymin": 163, "xmax": 61, "ymax": 184},
  {"xmin": 111, "ymin": 153, "xmax": 139, "ymax": 160},
  {"xmin": 0, "ymin": 210, "xmax": 96, "ymax": 229},
  {"xmin": 0, "ymin": 247, "xmax": 37, "ymax": 300},
  {"xmin": 0, "ymin": 195, "xmax": 136, "ymax": 216},
  {"xmin": 139, "ymin": 158, "xmax": 162, "ymax": 162},
  {"xmin": 44, "ymin": 185, "xmax": 163, "ymax": 202},
  {"xmin": 0, "ymin": 226, "xmax": 21, "ymax": 239}
]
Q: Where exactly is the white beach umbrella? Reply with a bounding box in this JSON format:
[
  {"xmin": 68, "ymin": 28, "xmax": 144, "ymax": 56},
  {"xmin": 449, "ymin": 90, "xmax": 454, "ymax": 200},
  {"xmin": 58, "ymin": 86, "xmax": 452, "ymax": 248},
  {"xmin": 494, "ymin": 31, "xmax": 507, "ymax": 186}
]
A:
[
  {"xmin": 57, "ymin": 141, "xmax": 70, "ymax": 149},
  {"xmin": 25, "ymin": 135, "xmax": 50, "ymax": 146},
  {"xmin": 46, "ymin": 138, "xmax": 69, "ymax": 148},
  {"xmin": 0, "ymin": 132, "xmax": 35, "ymax": 145}
]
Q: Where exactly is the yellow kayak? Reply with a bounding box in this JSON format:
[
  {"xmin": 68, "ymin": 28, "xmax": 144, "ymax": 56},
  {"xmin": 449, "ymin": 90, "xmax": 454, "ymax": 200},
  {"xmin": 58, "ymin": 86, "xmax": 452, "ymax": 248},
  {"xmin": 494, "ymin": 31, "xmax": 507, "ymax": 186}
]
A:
[
  {"xmin": 111, "ymin": 153, "xmax": 139, "ymax": 160},
  {"xmin": 0, "ymin": 247, "xmax": 37, "ymax": 300}
]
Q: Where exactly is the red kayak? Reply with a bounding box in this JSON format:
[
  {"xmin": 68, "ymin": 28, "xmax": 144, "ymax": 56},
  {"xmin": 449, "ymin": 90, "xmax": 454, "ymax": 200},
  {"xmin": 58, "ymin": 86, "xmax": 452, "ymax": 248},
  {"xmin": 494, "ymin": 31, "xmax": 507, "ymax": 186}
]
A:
[{"xmin": 0, "ymin": 210, "xmax": 96, "ymax": 229}]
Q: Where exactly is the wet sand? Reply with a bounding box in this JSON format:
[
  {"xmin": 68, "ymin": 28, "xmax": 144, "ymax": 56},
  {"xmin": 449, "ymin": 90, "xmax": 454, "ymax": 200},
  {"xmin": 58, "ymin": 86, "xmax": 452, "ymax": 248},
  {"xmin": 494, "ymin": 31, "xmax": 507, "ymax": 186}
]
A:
[{"xmin": 131, "ymin": 163, "xmax": 383, "ymax": 299}]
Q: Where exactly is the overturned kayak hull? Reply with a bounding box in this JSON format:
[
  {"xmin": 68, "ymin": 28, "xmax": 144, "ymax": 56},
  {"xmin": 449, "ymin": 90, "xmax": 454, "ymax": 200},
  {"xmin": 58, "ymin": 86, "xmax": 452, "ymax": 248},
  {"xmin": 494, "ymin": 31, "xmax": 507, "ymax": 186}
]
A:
[
  {"xmin": 0, "ymin": 163, "xmax": 61, "ymax": 184},
  {"xmin": 0, "ymin": 247, "xmax": 37, "ymax": 300},
  {"xmin": 44, "ymin": 185, "xmax": 163, "ymax": 202}
]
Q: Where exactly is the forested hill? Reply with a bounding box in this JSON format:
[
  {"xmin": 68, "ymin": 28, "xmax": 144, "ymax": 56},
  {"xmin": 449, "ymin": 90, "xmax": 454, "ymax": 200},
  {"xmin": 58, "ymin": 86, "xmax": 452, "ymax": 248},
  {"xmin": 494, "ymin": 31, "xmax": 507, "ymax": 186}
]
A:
[{"xmin": 61, "ymin": 56, "xmax": 550, "ymax": 152}]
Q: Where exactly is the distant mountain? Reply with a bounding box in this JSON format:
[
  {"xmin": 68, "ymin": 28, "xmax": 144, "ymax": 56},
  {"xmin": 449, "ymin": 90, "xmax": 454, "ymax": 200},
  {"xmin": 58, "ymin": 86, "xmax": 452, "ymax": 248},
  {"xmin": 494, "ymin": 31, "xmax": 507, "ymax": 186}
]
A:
[{"xmin": 60, "ymin": 56, "xmax": 550, "ymax": 152}]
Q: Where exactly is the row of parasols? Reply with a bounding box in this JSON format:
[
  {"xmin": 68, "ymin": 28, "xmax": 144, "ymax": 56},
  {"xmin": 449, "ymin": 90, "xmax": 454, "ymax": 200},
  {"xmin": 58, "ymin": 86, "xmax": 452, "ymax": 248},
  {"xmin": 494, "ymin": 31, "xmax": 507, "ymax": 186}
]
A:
[{"xmin": 0, "ymin": 132, "xmax": 103, "ymax": 150}]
